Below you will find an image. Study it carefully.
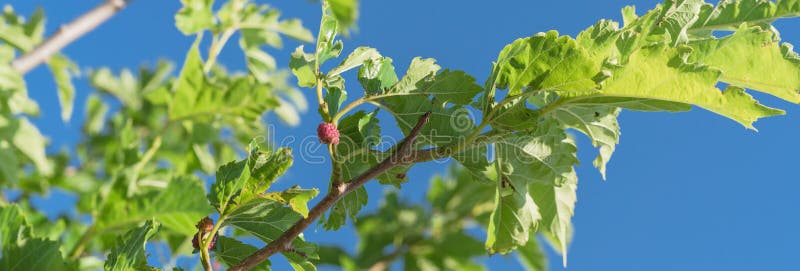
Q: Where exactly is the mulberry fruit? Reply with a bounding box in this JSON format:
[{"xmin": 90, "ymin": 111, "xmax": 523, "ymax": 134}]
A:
[{"xmin": 317, "ymin": 122, "xmax": 340, "ymax": 145}]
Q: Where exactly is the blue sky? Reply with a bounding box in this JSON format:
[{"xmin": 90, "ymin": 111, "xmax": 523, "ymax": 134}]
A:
[{"xmin": 9, "ymin": 0, "xmax": 800, "ymax": 270}]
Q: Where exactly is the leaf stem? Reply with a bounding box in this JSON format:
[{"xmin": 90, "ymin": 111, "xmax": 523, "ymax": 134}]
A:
[
  {"xmin": 317, "ymin": 77, "xmax": 331, "ymax": 122},
  {"xmin": 202, "ymin": 0, "xmax": 242, "ymax": 73},
  {"xmin": 203, "ymin": 29, "xmax": 235, "ymax": 73},
  {"xmin": 127, "ymin": 135, "xmax": 163, "ymax": 197},
  {"xmin": 67, "ymin": 224, "xmax": 96, "ymax": 259},
  {"xmin": 331, "ymin": 97, "xmax": 366, "ymax": 124},
  {"xmin": 314, "ymin": 3, "xmax": 332, "ymax": 122},
  {"xmin": 199, "ymin": 215, "xmax": 226, "ymax": 271}
]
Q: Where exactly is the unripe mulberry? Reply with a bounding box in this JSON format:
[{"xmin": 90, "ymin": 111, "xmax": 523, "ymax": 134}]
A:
[
  {"xmin": 192, "ymin": 232, "xmax": 218, "ymax": 251},
  {"xmin": 196, "ymin": 217, "xmax": 214, "ymax": 233},
  {"xmin": 192, "ymin": 216, "xmax": 217, "ymax": 251},
  {"xmin": 317, "ymin": 122, "xmax": 340, "ymax": 145}
]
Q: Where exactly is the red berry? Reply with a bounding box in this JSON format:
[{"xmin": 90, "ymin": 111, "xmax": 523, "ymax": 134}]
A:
[
  {"xmin": 192, "ymin": 233, "xmax": 218, "ymax": 251},
  {"xmin": 317, "ymin": 122, "xmax": 340, "ymax": 145}
]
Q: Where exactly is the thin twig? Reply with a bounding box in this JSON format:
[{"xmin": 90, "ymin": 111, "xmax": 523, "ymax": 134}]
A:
[
  {"xmin": 229, "ymin": 112, "xmax": 432, "ymax": 271},
  {"xmin": 367, "ymin": 245, "xmax": 409, "ymax": 271},
  {"xmin": 11, "ymin": 0, "xmax": 132, "ymax": 74}
]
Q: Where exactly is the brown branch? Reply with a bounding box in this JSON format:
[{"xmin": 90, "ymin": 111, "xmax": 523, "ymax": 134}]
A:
[
  {"xmin": 10, "ymin": 0, "xmax": 131, "ymax": 74},
  {"xmin": 229, "ymin": 112, "xmax": 432, "ymax": 271}
]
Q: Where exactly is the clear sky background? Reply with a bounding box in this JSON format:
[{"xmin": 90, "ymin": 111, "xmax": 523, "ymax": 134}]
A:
[{"xmin": 8, "ymin": 0, "xmax": 800, "ymax": 270}]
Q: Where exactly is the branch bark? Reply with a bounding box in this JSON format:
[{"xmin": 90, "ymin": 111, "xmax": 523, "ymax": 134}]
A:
[
  {"xmin": 229, "ymin": 112, "xmax": 432, "ymax": 271},
  {"xmin": 10, "ymin": 0, "xmax": 131, "ymax": 74}
]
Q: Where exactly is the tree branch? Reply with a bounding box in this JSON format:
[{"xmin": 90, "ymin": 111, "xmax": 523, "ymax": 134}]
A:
[
  {"xmin": 229, "ymin": 112, "xmax": 432, "ymax": 271},
  {"xmin": 10, "ymin": 0, "xmax": 131, "ymax": 74}
]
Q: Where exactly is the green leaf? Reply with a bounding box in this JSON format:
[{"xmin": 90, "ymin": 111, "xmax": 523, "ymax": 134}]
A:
[
  {"xmin": 335, "ymin": 110, "xmax": 381, "ymax": 154},
  {"xmin": 0, "ymin": 238, "xmax": 67, "ymax": 271},
  {"xmin": 421, "ymin": 70, "xmax": 484, "ymax": 105},
  {"xmin": 241, "ymin": 47, "xmax": 276, "ymax": 81},
  {"xmin": 0, "ymin": 7, "xmax": 41, "ymax": 52},
  {"xmin": 358, "ymin": 57, "xmax": 398, "ymax": 95},
  {"xmin": 485, "ymin": 154, "xmax": 540, "ymax": 254},
  {"xmin": 276, "ymin": 19, "xmax": 315, "ymax": 43},
  {"xmin": 324, "ymin": 75, "xmax": 347, "ymax": 117},
  {"xmin": 170, "ymin": 37, "xmax": 208, "ymax": 119},
  {"xmin": 427, "ymin": 166, "xmax": 495, "ymax": 219},
  {"xmin": 89, "ymin": 68, "xmax": 142, "ymax": 109},
  {"xmin": 328, "ymin": 46, "xmax": 381, "ymax": 77},
  {"xmin": 12, "ymin": 118, "xmax": 52, "ymax": 175},
  {"xmin": 334, "ymin": 111, "xmax": 403, "ymax": 187},
  {"xmin": 93, "ymin": 176, "xmax": 212, "ymax": 236},
  {"xmin": 548, "ymin": 105, "xmax": 621, "ymax": 179},
  {"xmin": 214, "ymin": 236, "xmax": 271, "ymax": 271},
  {"xmin": 494, "ymin": 121, "xmax": 578, "ymax": 187},
  {"xmin": 225, "ymin": 198, "xmax": 318, "ymax": 258},
  {"xmin": 655, "ymin": 0, "xmax": 704, "ymax": 45},
  {"xmin": 236, "ymin": 5, "xmax": 313, "ymax": 83},
  {"xmin": 104, "ymin": 220, "xmax": 160, "ymax": 271},
  {"xmin": 378, "ymin": 58, "xmax": 481, "ymax": 146},
  {"xmin": 316, "ymin": 15, "xmax": 343, "ymax": 66},
  {"xmin": 452, "ymin": 143, "xmax": 492, "ymax": 182},
  {"xmin": 487, "ymin": 120, "xmax": 578, "ymax": 254},
  {"xmin": 0, "ymin": 140, "xmax": 18, "ymax": 185},
  {"xmin": 691, "ymin": 0, "xmax": 800, "ymax": 32},
  {"xmin": 289, "ymin": 46, "xmax": 317, "ymax": 87},
  {"xmin": 327, "ymin": 0, "xmax": 359, "ymax": 29},
  {"xmin": 557, "ymin": 96, "xmax": 691, "ymax": 112},
  {"xmin": 386, "ymin": 57, "xmax": 440, "ymax": 94},
  {"xmin": 489, "ymin": 97, "xmax": 539, "ymax": 131},
  {"xmin": 83, "ymin": 94, "xmax": 109, "ymax": 134},
  {"xmin": 687, "ymin": 25, "xmax": 800, "ymax": 103},
  {"xmin": 381, "ymin": 58, "xmax": 483, "ymax": 105},
  {"xmin": 175, "ymin": 0, "xmax": 215, "ymax": 35},
  {"xmin": 169, "ymin": 41, "xmax": 280, "ymax": 123},
  {"xmin": 516, "ymin": 236, "xmax": 547, "ymax": 271},
  {"xmin": 262, "ymin": 186, "xmax": 319, "ymax": 218},
  {"xmin": 323, "ymin": 186, "xmax": 367, "ymax": 230},
  {"xmin": 530, "ymin": 182, "xmax": 576, "ymax": 267},
  {"xmin": 208, "ymin": 159, "xmax": 249, "ymax": 213},
  {"xmin": 192, "ymin": 144, "xmax": 217, "ymax": 174},
  {"xmin": 242, "ymin": 146, "xmax": 294, "ymax": 202},
  {"xmin": 621, "ymin": 6, "xmax": 638, "ymax": 27},
  {"xmin": 238, "ymin": 6, "xmax": 313, "ymax": 47},
  {"xmin": 0, "ymin": 61, "xmax": 25, "ymax": 93},
  {"xmin": 493, "ymin": 31, "xmax": 600, "ymax": 96},
  {"xmin": 0, "ymin": 205, "xmax": 32, "ymax": 250},
  {"xmin": 46, "ymin": 54, "xmax": 78, "ymax": 122},
  {"xmin": 286, "ymin": 253, "xmax": 317, "ymax": 271},
  {"xmin": 384, "ymin": 96, "xmax": 475, "ymax": 147},
  {"xmin": 152, "ymin": 177, "xmax": 215, "ymax": 235},
  {"xmin": 577, "ymin": 44, "xmax": 784, "ymax": 129}
]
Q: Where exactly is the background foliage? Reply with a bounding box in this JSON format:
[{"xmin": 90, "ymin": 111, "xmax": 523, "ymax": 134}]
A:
[{"xmin": 1, "ymin": 0, "xmax": 800, "ymax": 270}]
